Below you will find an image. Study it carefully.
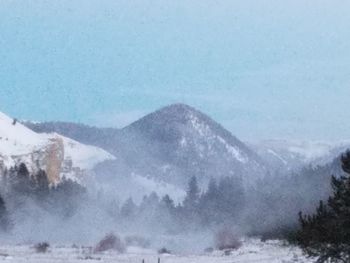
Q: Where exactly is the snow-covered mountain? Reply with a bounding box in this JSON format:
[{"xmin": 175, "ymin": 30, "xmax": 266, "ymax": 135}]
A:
[
  {"xmin": 117, "ymin": 104, "xmax": 268, "ymax": 186},
  {"xmin": 25, "ymin": 103, "xmax": 350, "ymax": 191},
  {"xmin": 0, "ymin": 111, "xmax": 115, "ymax": 184},
  {"xmin": 27, "ymin": 104, "xmax": 269, "ymax": 189},
  {"xmin": 250, "ymin": 139, "xmax": 350, "ymax": 173}
]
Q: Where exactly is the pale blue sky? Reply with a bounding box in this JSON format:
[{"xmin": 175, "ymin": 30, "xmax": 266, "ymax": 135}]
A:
[{"xmin": 0, "ymin": 0, "xmax": 349, "ymax": 140}]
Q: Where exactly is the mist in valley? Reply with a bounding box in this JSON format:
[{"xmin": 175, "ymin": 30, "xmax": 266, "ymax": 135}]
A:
[{"xmin": 0, "ymin": 116, "xmax": 347, "ymax": 255}]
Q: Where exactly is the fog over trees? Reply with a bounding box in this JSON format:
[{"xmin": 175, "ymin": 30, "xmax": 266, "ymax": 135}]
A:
[
  {"xmin": 0, "ymin": 153, "xmax": 345, "ymax": 253},
  {"xmin": 0, "ymin": 106, "xmax": 348, "ymax": 260}
]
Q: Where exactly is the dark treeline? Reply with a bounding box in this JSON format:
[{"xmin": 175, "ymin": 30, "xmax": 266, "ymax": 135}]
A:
[
  {"xmin": 114, "ymin": 175, "xmax": 245, "ymax": 234},
  {"xmin": 0, "ymin": 155, "xmax": 345, "ymax": 253},
  {"xmin": 245, "ymin": 159, "xmax": 343, "ymax": 240},
  {"xmin": 0, "ymin": 163, "xmax": 86, "ymax": 232},
  {"xmin": 111, "ymin": 159, "xmax": 341, "ymax": 239},
  {"xmin": 297, "ymin": 152, "xmax": 350, "ymax": 262}
]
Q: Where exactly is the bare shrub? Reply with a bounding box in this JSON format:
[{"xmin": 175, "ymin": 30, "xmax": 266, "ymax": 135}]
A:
[
  {"xmin": 158, "ymin": 247, "xmax": 171, "ymax": 254},
  {"xmin": 204, "ymin": 247, "xmax": 214, "ymax": 253},
  {"xmin": 72, "ymin": 244, "xmax": 79, "ymax": 249},
  {"xmin": 215, "ymin": 228, "xmax": 242, "ymax": 251},
  {"xmin": 34, "ymin": 242, "xmax": 50, "ymax": 253},
  {"xmin": 94, "ymin": 233, "xmax": 126, "ymax": 253},
  {"xmin": 125, "ymin": 235, "xmax": 151, "ymax": 248}
]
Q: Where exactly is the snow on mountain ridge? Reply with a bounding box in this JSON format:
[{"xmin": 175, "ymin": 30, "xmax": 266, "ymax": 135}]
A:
[
  {"xmin": 0, "ymin": 111, "xmax": 45, "ymax": 156},
  {"xmin": 251, "ymin": 139, "xmax": 350, "ymax": 172},
  {"xmin": 0, "ymin": 111, "xmax": 115, "ymax": 183},
  {"xmin": 187, "ymin": 111, "xmax": 248, "ymax": 163},
  {"xmin": 120, "ymin": 103, "xmax": 267, "ymax": 186},
  {"xmin": 23, "ymin": 103, "xmax": 269, "ymax": 192},
  {"xmin": 56, "ymin": 134, "xmax": 115, "ymax": 170}
]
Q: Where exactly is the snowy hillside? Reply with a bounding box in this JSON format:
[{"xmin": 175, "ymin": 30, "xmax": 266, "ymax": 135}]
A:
[
  {"xmin": 251, "ymin": 139, "xmax": 350, "ymax": 172},
  {"xmin": 26, "ymin": 104, "xmax": 269, "ymax": 188},
  {"xmin": 0, "ymin": 111, "xmax": 115, "ymax": 183},
  {"xmin": 0, "ymin": 112, "xmax": 45, "ymax": 158},
  {"xmin": 118, "ymin": 103, "xmax": 268, "ymax": 186}
]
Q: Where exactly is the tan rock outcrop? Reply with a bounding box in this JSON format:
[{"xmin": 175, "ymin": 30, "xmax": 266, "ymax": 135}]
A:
[{"xmin": 45, "ymin": 137, "xmax": 65, "ymax": 184}]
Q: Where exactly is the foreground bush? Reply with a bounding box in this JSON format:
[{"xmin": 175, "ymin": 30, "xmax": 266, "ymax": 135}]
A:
[
  {"xmin": 94, "ymin": 233, "xmax": 126, "ymax": 253},
  {"xmin": 34, "ymin": 242, "xmax": 50, "ymax": 253},
  {"xmin": 215, "ymin": 228, "xmax": 242, "ymax": 250},
  {"xmin": 158, "ymin": 247, "xmax": 171, "ymax": 254}
]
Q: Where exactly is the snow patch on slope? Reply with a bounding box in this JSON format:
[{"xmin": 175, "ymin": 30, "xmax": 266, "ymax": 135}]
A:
[
  {"xmin": 189, "ymin": 112, "xmax": 211, "ymax": 137},
  {"xmin": 267, "ymin": 149, "xmax": 288, "ymax": 165},
  {"xmin": 217, "ymin": 136, "xmax": 247, "ymax": 163},
  {"xmin": 188, "ymin": 112, "xmax": 248, "ymax": 163},
  {"xmin": 55, "ymin": 135, "xmax": 115, "ymax": 170}
]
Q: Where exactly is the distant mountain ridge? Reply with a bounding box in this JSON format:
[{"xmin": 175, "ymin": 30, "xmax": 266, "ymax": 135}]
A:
[
  {"xmin": 24, "ymin": 122, "xmax": 120, "ymax": 152},
  {"xmin": 26, "ymin": 104, "xmax": 269, "ymax": 190},
  {"xmin": 250, "ymin": 139, "xmax": 350, "ymax": 173},
  {"xmin": 25, "ymin": 103, "xmax": 350, "ymax": 200}
]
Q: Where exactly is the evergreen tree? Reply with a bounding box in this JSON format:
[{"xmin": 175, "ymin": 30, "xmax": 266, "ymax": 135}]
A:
[
  {"xmin": 10, "ymin": 163, "xmax": 35, "ymax": 198},
  {"xmin": 158, "ymin": 194, "xmax": 177, "ymax": 232},
  {"xmin": 35, "ymin": 170, "xmax": 50, "ymax": 199},
  {"xmin": 120, "ymin": 198, "xmax": 137, "ymax": 219},
  {"xmin": 297, "ymin": 151, "xmax": 350, "ymax": 262},
  {"xmin": 0, "ymin": 194, "xmax": 10, "ymax": 231},
  {"xmin": 183, "ymin": 176, "xmax": 200, "ymax": 210},
  {"xmin": 206, "ymin": 178, "xmax": 219, "ymax": 199},
  {"xmin": 7, "ymin": 164, "xmax": 85, "ymax": 217},
  {"xmin": 138, "ymin": 192, "xmax": 160, "ymax": 226},
  {"xmin": 161, "ymin": 194, "xmax": 175, "ymax": 211},
  {"xmin": 139, "ymin": 192, "xmax": 159, "ymax": 212},
  {"xmin": 49, "ymin": 178, "xmax": 86, "ymax": 218},
  {"xmin": 198, "ymin": 178, "xmax": 220, "ymax": 225},
  {"xmin": 217, "ymin": 176, "xmax": 245, "ymax": 221}
]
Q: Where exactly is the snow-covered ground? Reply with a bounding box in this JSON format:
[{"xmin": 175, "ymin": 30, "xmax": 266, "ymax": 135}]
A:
[{"xmin": 0, "ymin": 240, "xmax": 313, "ymax": 263}]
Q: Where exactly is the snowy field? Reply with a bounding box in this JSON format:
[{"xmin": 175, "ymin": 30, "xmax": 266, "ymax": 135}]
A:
[{"xmin": 0, "ymin": 239, "xmax": 314, "ymax": 263}]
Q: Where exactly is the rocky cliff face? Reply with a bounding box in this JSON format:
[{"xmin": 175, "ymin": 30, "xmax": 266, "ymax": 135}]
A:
[
  {"xmin": 45, "ymin": 137, "xmax": 64, "ymax": 184},
  {"xmin": 2, "ymin": 137, "xmax": 72, "ymax": 184}
]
